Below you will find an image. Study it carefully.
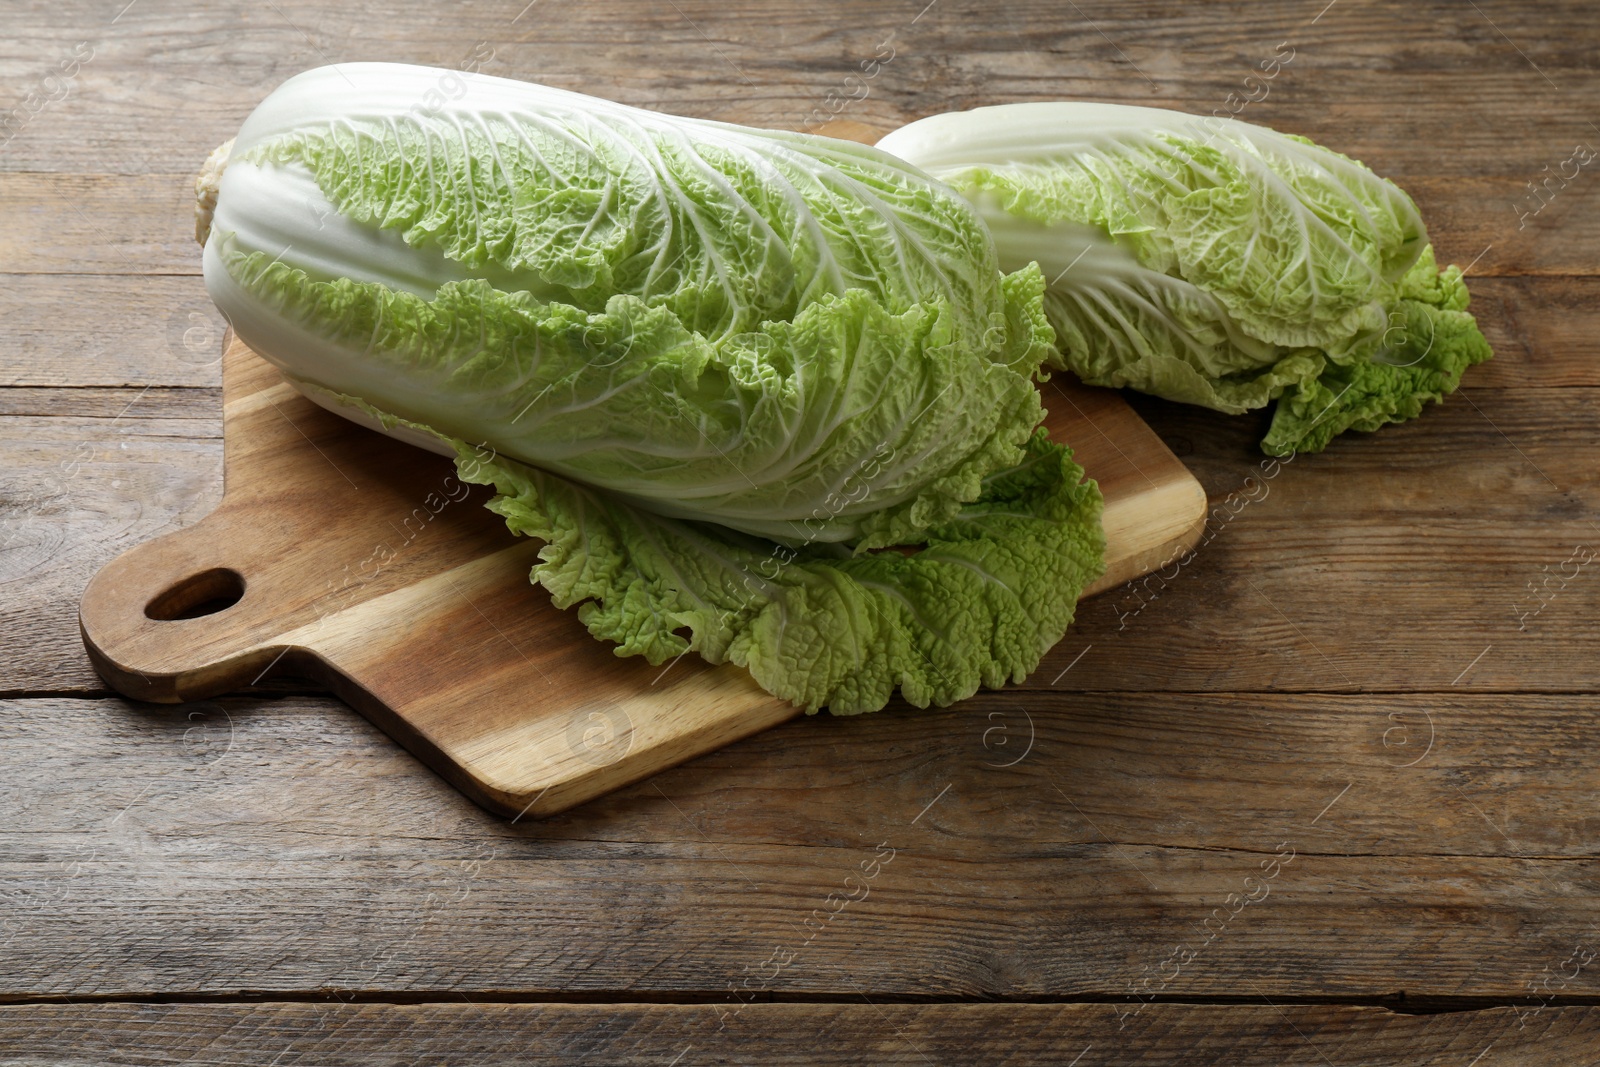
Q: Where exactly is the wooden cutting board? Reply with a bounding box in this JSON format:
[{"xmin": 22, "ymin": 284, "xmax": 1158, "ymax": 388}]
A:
[{"xmin": 79, "ymin": 336, "xmax": 1204, "ymax": 818}]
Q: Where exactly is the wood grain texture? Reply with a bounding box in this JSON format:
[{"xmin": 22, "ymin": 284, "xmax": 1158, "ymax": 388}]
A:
[
  {"xmin": 2, "ymin": 0, "xmax": 1596, "ymax": 181},
  {"xmin": 5, "ymin": 693, "xmax": 1600, "ymax": 1001},
  {"xmin": 76, "ymin": 337, "xmax": 1203, "ymax": 817},
  {"xmin": 0, "ymin": 275, "xmax": 228, "ymax": 389},
  {"xmin": 2, "ymin": 0, "xmax": 1596, "ymax": 1056},
  {"xmin": 0, "ymin": 1002, "xmax": 1590, "ymax": 1065}
]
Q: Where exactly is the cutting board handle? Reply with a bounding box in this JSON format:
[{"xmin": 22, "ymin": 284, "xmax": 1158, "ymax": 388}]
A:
[{"xmin": 79, "ymin": 511, "xmax": 290, "ymax": 704}]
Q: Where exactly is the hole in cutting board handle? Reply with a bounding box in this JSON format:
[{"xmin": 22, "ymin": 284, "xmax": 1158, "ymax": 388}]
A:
[{"xmin": 144, "ymin": 568, "xmax": 246, "ymax": 621}]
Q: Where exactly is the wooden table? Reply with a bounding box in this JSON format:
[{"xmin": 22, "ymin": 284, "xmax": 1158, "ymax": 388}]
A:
[{"xmin": 3, "ymin": 1, "xmax": 1596, "ymax": 1061}]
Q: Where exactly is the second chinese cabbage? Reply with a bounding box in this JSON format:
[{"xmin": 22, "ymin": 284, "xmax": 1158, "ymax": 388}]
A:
[{"xmin": 877, "ymin": 102, "xmax": 1493, "ymax": 455}]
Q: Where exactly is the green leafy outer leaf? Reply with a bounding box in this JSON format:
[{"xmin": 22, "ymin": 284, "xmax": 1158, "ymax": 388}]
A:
[
  {"xmin": 476, "ymin": 430, "xmax": 1103, "ymax": 715},
  {"xmin": 340, "ymin": 394, "xmax": 1105, "ymax": 714},
  {"xmin": 238, "ymin": 92, "xmax": 1005, "ymax": 348},
  {"xmin": 1262, "ymin": 253, "xmax": 1493, "ymax": 455},
  {"xmin": 952, "ymin": 132, "xmax": 1420, "ymax": 351},
  {"xmin": 875, "ymin": 103, "xmax": 1494, "ymax": 453}
]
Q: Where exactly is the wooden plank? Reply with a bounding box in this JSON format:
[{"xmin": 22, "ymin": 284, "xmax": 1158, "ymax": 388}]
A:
[
  {"xmin": 11, "ymin": 688, "xmax": 1600, "ymax": 855},
  {"xmin": 0, "ymin": 1002, "xmax": 1590, "ymax": 1065},
  {"xmin": 0, "ymin": 173, "xmax": 195, "ymax": 276},
  {"xmin": 1075, "ymin": 521, "xmax": 1600, "ymax": 691},
  {"xmin": 1468, "ymin": 277, "xmax": 1600, "ymax": 388},
  {"xmin": 1404, "ymin": 178, "xmax": 1600, "ymax": 280},
  {"xmin": 4, "ymin": 693, "xmax": 1600, "ymax": 999},
  {"xmin": 0, "ymin": 386, "xmax": 215, "ymax": 419},
  {"xmin": 1075, "ymin": 383, "xmax": 1600, "ymax": 691},
  {"xmin": 0, "ymin": 275, "xmax": 225, "ymax": 389},
  {"xmin": 2, "ymin": 0, "xmax": 1596, "ymax": 180},
  {"xmin": 0, "ymin": 411, "xmax": 220, "ymax": 695}
]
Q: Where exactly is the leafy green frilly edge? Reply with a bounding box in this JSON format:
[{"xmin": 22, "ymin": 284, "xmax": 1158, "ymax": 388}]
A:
[
  {"xmin": 313, "ymin": 397, "xmax": 1105, "ymax": 716},
  {"xmin": 1261, "ymin": 249, "xmax": 1494, "ymax": 456},
  {"xmin": 948, "ymin": 149, "xmax": 1493, "ymax": 456},
  {"xmin": 292, "ymin": 298, "xmax": 1105, "ymax": 717}
]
